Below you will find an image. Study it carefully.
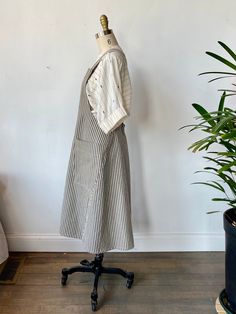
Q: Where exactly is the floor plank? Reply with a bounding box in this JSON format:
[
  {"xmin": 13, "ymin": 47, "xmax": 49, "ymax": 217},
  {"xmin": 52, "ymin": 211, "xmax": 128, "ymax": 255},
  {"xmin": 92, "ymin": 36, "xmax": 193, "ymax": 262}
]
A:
[{"xmin": 0, "ymin": 252, "xmax": 224, "ymax": 314}]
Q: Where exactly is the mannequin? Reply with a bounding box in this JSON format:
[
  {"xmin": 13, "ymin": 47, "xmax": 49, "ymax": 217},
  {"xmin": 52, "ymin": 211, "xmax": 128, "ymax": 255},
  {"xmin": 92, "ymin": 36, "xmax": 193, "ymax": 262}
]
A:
[
  {"xmin": 85, "ymin": 15, "xmax": 131, "ymax": 134},
  {"xmin": 95, "ymin": 15, "xmax": 120, "ymax": 53},
  {"xmin": 59, "ymin": 15, "xmax": 134, "ymax": 311}
]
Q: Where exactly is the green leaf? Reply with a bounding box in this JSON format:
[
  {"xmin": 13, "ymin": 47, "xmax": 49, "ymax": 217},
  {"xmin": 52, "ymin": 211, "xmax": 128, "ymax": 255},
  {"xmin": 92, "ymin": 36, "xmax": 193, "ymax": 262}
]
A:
[
  {"xmin": 221, "ymin": 130, "xmax": 236, "ymax": 139},
  {"xmin": 204, "ymin": 167, "xmax": 220, "ymax": 172},
  {"xmin": 220, "ymin": 140, "xmax": 236, "ymax": 152},
  {"xmin": 217, "ymin": 152, "xmax": 236, "ymax": 157},
  {"xmin": 198, "ymin": 140, "xmax": 215, "ymax": 151},
  {"xmin": 188, "ymin": 136, "xmax": 217, "ymax": 152},
  {"xmin": 212, "ymin": 197, "xmax": 231, "ymax": 201},
  {"xmin": 218, "ymin": 160, "xmax": 236, "ymax": 173},
  {"xmin": 205, "ymin": 51, "xmax": 236, "ymax": 71},
  {"xmin": 192, "ymin": 103, "xmax": 215, "ymax": 126},
  {"xmin": 198, "ymin": 71, "xmax": 236, "ymax": 76},
  {"xmin": 188, "ymin": 125, "xmax": 210, "ymax": 132},
  {"xmin": 218, "ymin": 92, "xmax": 226, "ymax": 112},
  {"xmin": 211, "ymin": 116, "xmax": 234, "ymax": 133},
  {"xmin": 203, "ymin": 156, "xmax": 228, "ymax": 166},
  {"xmin": 191, "ymin": 181, "xmax": 225, "ymax": 192},
  {"xmin": 178, "ymin": 124, "xmax": 202, "ymax": 131},
  {"xmin": 218, "ymin": 41, "xmax": 236, "ymax": 62},
  {"xmin": 208, "ymin": 75, "xmax": 236, "ymax": 83},
  {"xmin": 224, "ymin": 108, "xmax": 235, "ymax": 112},
  {"xmin": 194, "ymin": 170, "xmax": 219, "ymax": 175},
  {"xmin": 218, "ymin": 173, "xmax": 236, "ymax": 195},
  {"xmin": 211, "ymin": 180, "xmax": 225, "ymax": 192},
  {"xmin": 224, "ymin": 93, "xmax": 236, "ymax": 97},
  {"xmin": 218, "ymin": 89, "xmax": 236, "ymax": 92}
]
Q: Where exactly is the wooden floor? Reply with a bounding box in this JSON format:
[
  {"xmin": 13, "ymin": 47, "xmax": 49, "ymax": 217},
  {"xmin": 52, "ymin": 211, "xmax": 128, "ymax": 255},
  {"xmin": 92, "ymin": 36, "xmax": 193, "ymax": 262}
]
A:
[{"xmin": 0, "ymin": 252, "xmax": 224, "ymax": 314}]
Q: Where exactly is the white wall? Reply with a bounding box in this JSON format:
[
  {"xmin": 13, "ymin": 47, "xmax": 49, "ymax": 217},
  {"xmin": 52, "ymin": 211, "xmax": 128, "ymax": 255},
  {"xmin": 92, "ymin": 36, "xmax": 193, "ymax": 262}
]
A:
[{"xmin": 1, "ymin": 0, "xmax": 235, "ymax": 252}]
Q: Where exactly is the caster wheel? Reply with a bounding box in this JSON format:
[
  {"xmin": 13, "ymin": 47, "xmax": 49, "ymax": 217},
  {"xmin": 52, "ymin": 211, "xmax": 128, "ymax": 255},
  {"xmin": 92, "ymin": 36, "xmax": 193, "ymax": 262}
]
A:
[
  {"xmin": 126, "ymin": 278, "xmax": 133, "ymax": 288},
  {"xmin": 61, "ymin": 275, "xmax": 68, "ymax": 286},
  {"xmin": 126, "ymin": 272, "xmax": 134, "ymax": 289},
  {"xmin": 91, "ymin": 301, "xmax": 97, "ymax": 311}
]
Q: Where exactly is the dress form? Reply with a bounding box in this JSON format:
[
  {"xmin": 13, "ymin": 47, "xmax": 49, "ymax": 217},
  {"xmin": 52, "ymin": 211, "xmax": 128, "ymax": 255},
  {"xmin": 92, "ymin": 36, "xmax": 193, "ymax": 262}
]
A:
[
  {"xmin": 95, "ymin": 15, "xmax": 120, "ymax": 54},
  {"xmin": 60, "ymin": 15, "xmax": 134, "ymax": 312},
  {"xmin": 86, "ymin": 18, "xmax": 132, "ymax": 134}
]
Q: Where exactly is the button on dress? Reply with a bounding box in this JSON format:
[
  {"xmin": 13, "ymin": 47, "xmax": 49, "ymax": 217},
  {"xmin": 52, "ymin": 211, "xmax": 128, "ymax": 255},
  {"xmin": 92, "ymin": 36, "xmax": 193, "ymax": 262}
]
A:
[{"xmin": 59, "ymin": 47, "xmax": 135, "ymax": 254}]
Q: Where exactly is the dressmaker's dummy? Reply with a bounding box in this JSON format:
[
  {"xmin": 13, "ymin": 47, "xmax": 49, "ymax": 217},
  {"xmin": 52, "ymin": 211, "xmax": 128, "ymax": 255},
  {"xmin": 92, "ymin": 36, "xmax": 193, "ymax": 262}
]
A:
[
  {"xmin": 86, "ymin": 15, "xmax": 132, "ymax": 134},
  {"xmin": 59, "ymin": 16, "xmax": 135, "ymax": 311},
  {"xmin": 95, "ymin": 15, "xmax": 120, "ymax": 53},
  {"xmin": 59, "ymin": 14, "xmax": 134, "ymax": 254}
]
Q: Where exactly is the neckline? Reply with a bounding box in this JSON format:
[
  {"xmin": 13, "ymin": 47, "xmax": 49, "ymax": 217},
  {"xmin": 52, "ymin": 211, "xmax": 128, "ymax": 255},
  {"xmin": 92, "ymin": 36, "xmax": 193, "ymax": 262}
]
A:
[
  {"xmin": 95, "ymin": 45, "xmax": 123, "ymax": 62},
  {"xmin": 88, "ymin": 45, "xmax": 124, "ymax": 72}
]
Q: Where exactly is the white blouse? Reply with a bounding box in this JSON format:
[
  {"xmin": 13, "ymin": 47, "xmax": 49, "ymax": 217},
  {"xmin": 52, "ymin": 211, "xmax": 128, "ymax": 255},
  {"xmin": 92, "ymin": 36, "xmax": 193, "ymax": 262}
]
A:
[{"xmin": 85, "ymin": 46, "xmax": 132, "ymax": 134}]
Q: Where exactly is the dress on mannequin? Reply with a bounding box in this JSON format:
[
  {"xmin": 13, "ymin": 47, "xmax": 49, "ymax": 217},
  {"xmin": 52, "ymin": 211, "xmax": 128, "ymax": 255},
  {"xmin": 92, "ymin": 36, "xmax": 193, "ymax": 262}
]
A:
[{"xmin": 59, "ymin": 46, "xmax": 134, "ymax": 254}]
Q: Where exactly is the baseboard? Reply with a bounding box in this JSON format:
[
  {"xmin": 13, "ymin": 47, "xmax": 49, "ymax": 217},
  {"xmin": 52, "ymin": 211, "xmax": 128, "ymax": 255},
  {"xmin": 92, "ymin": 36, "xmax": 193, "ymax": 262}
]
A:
[{"xmin": 5, "ymin": 232, "xmax": 225, "ymax": 252}]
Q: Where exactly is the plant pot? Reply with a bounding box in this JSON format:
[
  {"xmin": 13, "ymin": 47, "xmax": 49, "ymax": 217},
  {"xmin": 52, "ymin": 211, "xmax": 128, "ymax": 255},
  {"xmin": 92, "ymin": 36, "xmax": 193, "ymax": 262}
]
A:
[{"xmin": 219, "ymin": 207, "xmax": 236, "ymax": 313}]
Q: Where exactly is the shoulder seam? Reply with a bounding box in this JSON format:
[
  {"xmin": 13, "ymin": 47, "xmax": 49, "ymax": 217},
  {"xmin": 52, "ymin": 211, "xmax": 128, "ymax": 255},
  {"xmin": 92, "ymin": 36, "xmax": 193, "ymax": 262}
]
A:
[{"xmin": 106, "ymin": 50, "xmax": 127, "ymax": 64}]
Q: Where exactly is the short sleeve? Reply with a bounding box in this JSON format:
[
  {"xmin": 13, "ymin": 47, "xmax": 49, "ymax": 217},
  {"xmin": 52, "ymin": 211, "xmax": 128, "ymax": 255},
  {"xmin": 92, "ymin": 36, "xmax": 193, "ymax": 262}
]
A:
[{"xmin": 85, "ymin": 51, "xmax": 131, "ymax": 134}]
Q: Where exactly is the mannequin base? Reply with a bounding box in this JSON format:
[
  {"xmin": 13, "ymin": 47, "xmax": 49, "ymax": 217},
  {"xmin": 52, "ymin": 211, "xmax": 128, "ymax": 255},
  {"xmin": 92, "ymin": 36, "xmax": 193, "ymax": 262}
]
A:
[{"xmin": 60, "ymin": 253, "xmax": 134, "ymax": 311}]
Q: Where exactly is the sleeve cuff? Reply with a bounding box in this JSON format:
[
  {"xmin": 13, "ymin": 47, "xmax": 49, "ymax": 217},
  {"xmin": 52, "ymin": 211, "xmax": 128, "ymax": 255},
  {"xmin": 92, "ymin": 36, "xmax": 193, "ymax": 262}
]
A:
[{"xmin": 99, "ymin": 106, "xmax": 129, "ymax": 134}]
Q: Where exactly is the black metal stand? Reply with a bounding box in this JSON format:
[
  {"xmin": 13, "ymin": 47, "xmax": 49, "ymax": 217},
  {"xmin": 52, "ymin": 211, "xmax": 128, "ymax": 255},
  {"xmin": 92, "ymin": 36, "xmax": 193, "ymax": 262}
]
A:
[{"xmin": 60, "ymin": 253, "xmax": 134, "ymax": 311}]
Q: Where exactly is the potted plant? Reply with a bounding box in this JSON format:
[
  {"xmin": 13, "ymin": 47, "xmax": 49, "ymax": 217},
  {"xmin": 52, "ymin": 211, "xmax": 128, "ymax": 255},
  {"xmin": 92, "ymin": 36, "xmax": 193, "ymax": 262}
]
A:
[{"xmin": 180, "ymin": 41, "xmax": 236, "ymax": 313}]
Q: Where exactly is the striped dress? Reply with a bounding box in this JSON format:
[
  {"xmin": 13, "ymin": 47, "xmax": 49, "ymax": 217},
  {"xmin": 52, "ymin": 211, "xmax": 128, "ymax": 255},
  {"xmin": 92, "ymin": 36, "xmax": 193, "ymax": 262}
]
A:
[{"xmin": 59, "ymin": 47, "xmax": 135, "ymax": 254}]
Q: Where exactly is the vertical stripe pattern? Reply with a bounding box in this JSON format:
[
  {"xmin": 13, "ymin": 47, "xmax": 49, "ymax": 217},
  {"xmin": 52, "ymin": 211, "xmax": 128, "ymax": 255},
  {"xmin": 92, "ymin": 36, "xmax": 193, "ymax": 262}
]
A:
[{"xmin": 59, "ymin": 47, "xmax": 135, "ymax": 254}]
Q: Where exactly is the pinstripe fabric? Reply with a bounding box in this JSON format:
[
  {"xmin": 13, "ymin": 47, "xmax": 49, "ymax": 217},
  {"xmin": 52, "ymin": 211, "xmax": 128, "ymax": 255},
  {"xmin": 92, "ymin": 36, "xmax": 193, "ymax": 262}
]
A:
[{"xmin": 59, "ymin": 47, "xmax": 135, "ymax": 254}]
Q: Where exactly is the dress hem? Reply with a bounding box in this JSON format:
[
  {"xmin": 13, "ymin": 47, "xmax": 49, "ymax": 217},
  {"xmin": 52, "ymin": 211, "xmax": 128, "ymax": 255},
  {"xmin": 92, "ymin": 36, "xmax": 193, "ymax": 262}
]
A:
[{"xmin": 59, "ymin": 230, "xmax": 134, "ymax": 254}]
